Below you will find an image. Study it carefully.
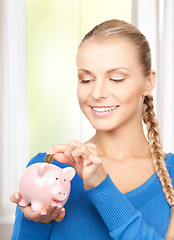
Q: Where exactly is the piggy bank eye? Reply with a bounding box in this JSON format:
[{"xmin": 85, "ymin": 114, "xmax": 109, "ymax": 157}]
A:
[
  {"xmin": 64, "ymin": 179, "xmax": 67, "ymax": 181},
  {"xmin": 56, "ymin": 178, "xmax": 59, "ymax": 180}
]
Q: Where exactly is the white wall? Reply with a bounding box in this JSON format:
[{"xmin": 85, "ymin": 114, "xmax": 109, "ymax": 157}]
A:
[
  {"xmin": 132, "ymin": 0, "xmax": 174, "ymax": 153},
  {"xmin": 0, "ymin": 0, "xmax": 28, "ymax": 239}
]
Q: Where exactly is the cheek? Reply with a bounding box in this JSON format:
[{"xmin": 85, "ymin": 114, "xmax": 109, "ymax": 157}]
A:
[
  {"xmin": 77, "ymin": 84, "xmax": 90, "ymax": 104},
  {"xmin": 116, "ymin": 82, "xmax": 144, "ymax": 104},
  {"xmin": 77, "ymin": 86, "xmax": 84, "ymax": 104}
]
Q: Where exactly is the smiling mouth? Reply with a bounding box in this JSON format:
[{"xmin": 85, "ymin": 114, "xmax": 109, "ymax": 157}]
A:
[{"xmin": 91, "ymin": 106, "xmax": 118, "ymax": 112}]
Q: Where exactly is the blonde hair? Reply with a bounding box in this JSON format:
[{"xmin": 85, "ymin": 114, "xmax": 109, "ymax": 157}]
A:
[{"xmin": 80, "ymin": 19, "xmax": 174, "ymax": 239}]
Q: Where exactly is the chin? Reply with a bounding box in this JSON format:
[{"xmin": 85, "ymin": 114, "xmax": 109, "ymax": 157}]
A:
[{"xmin": 90, "ymin": 121, "xmax": 117, "ymax": 132}]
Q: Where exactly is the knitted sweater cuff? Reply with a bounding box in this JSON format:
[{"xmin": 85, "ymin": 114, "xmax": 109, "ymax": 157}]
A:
[
  {"xmin": 12, "ymin": 211, "xmax": 53, "ymax": 240},
  {"xmin": 86, "ymin": 174, "xmax": 136, "ymax": 231}
]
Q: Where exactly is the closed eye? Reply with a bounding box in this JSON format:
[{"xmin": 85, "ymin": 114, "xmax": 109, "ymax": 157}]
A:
[
  {"xmin": 80, "ymin": 79, "xmax": 93, "ymax": 84},
  {"xmin": 110, "ymin": 78, "xmax": 126, "ymax": 82}
]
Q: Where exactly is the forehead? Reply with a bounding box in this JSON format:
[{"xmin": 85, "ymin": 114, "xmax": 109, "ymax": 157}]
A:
[{"xmin": 76, "ymin": 38, "xmax": 140, "ymax": 73}]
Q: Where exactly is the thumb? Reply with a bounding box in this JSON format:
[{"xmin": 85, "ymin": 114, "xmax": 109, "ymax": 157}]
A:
[
  {"xmin": 84, "ymin": 155, "xmax": 102, "ymax": 166},
  {"xmin": 10, "ymin": 192, "xmax": 22, "ymax": 204},
  {"xmin": 54, "ymin": 152, "xmax": 76, "ymax": 167}
]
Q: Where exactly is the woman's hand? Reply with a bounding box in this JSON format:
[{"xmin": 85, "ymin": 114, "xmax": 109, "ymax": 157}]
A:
[
  {"xmin": 10, "ymin": 192, "xmax": 65, "ymax": 224},
  {"xmin": 49, "ymin": 140, "xmax": 107, "ymax": 190}
]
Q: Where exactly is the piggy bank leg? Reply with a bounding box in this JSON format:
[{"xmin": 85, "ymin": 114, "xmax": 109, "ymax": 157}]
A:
[
  {"xmin": 18, "ymin": 198, "xmax": 30, "ymax": 207},
  {"xmin": 31, "ymin": 202, "xmax": 44, "ymax": 212}
]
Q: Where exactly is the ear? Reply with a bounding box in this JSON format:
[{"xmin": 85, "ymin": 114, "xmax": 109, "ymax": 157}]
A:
[
  {"xmin": 62, "ymin": 167, "xmax": 76, "ymax": 181},
  {"xmin": 38, "ymin": 163, "xmax": 53, "ymax": 178},
  {"xmin": 143, "ymin": 70, "xmax": 156, "ymax": 96}
]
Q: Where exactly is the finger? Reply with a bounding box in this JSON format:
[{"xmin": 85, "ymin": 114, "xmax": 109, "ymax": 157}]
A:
[
  {"xmin": 69, "ymin": 153, "xmax": 82, "ymax": 165},
  {"xmin": 85, "ymin": 142, "xmax": 104, "ymax": 157},
  {"xmin": 10, "ymin": 192, "xmax": 22, "ymax": 204},
  {"xmin": 44, "ymin": 203, "xmax": 62, "ymax": 217},
  {"xmin": 54, "ymin": 152, "xmax": 76, "ymax": 167},
  {"xmin": 84, "ymin": 155, "xmax": 102, "ymax": 166},
  {"xmin": 64, "ymin": 140, "xmax": 81, "ymax": 161},
  {"xmin": 48, "ymin": 144, "xmax": 68, "ymax": 155},
  {"xmin": 55, "ymin": 207, "xmax": 65, "ymax": 222},
  {"xmin": 85, "ymin": 143, "xmax": 97, "ymax": 150},
  {"xmin": 17, "ymin": 202, "xmax": 63, "ymax": 224},
  {"xmin": 19, "ymin": 205, "xmax": 42, "ymax": 222},
  {"xmin": 84, "ymin": 143, "xmax": 98, "ymax": 156},
  {"xmin": 47, "ymin": 141, "xmax": 82, "ymax": 164},
  {"xmin": 38, "ymin": 203, "xmax": 63, "ymax": 223},
  {"xmin": 39, "ymin": 205, "xmax": 65, "ymax": 224},
  {"xmin": 21, "ymin": 204, "xmax": 58, "ymax": 223},
  {"xmin": 72, "ymin": 144, "xmax": 91, "ymax": 162},
  {"xmin": 18, "ymin": 203, "xmax": 50, "ymax": 222}
]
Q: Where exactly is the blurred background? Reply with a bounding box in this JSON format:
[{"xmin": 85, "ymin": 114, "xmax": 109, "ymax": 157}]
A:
[
  {"xmin": 26, "ymin": 0, "xmax": 131, "ymax": 158},
  {"xmin": 0, "ymin": 0, "xmax": 174, "ymax": 239}
]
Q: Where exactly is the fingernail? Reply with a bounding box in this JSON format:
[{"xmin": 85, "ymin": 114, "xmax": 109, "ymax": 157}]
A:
[
  {"xmin": 61, "ymin": 208, "xmax": 65, "ymax": 212},
  {"xmin": 51, "ymin": 204, "xmax": 61, "ymax": 209},
  {"xmin": 83, "ymin": 161, "xmax": 87, "ymax": 166},
  {"xmin": 57, "ymin": 205, "xmax": 62, "ymax": 209},
  {"xmin": 41, "ymin": 211, "xmax": 47, "ymax": 216},
  {"xmin": 15, "ymin": 193, "xmax": 19, "ymax": 201},
  {"xmin": 51, "ymin": 203, "xmax": 57, "ymax": 208},
  {"xmin": 47, "ymin": 148, "xmax": 53, "ymax": 154},
  {"xmin": 83, "ymin": 160, "xmax": 89, "ymax": 166}
]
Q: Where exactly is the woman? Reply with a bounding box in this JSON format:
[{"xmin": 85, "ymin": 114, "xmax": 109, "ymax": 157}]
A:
[{"xmin": 11, "ymin": 19, "xmax": 174, "ymax": 240}]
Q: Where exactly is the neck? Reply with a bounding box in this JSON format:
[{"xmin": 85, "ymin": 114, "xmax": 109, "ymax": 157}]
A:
[{"xmin": 90, "ymin": 120, "xmax": 151, "ymax": 162}]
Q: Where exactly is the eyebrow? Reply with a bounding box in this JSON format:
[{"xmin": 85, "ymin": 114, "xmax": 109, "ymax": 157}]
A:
[
  {"xmin": 78, "ymin": 69, "xmax": 93, "ymax": 74},
  {"xmin": 107, "ymin": 67, "xmax": 130, "ymax": 73},
  {"xmin": 78, "ymin": 67, "xmax": 130, "ymax": 75},
  {"xmin": 77, "ymin": 69, "xmax": 95, "ymax": 78}
]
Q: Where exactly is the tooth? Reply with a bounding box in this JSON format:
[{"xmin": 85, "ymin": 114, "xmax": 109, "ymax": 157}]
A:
[{"xmin": 93, "ymin": 106, "xmax": 117, "ymax": 112}]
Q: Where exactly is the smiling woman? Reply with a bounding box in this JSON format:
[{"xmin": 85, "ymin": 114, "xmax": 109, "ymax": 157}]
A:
[
  {"xmin": 11, "ymin": 17, "xmax": 174, "ymax": 239},
  {"xmin": 76, "ymin": 37, "xmax": 152, "ymax": 132}
]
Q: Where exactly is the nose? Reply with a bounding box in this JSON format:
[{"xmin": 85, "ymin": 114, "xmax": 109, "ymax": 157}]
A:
[{"xmin": 92, "ymin": 80, "xmax": 108, "ymax": 100}]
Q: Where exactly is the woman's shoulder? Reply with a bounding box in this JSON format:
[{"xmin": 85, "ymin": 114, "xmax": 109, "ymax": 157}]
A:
[
  {"xmin": 165, "ymin": 152, "xmax": 174, "ymax": 165},
  {"xmin": 165, "ymin": 152, "xmax": 174, "ymax": 178}
]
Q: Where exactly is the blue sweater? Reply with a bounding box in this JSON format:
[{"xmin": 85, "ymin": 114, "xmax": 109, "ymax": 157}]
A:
[{"xmin": 11, "ymin": 152, "xmax": 174, "ymax": 240}]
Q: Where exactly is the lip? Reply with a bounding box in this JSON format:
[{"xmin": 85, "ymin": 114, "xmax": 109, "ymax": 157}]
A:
[
  {"xmin": 90, "ymin": 105, "xmax": 119, "ymax": 118},
  {"xmin": 90, "ymin": 105, "xmax": 118, "ymax": 108}
]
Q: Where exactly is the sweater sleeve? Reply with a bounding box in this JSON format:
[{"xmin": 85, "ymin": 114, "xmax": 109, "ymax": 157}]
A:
[
  {"xmin": 86, "ymin": 175, "xmax": 164, "ymax": 240},
  {"xmin": 11, "ymin": 206, "xmax": 53, "ymax": 240},
  {"xmin": 11, "ymin": 153, "xmax": 54, "ymax": 240}
]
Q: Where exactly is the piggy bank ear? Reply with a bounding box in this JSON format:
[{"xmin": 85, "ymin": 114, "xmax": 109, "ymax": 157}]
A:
[
  {"xmin": 38, "ymin": 163, "xmax": 53, "ymax": 178},
  {"xmin": 62, "ymin": 167, "xmax": 76, "ymax": 181}
]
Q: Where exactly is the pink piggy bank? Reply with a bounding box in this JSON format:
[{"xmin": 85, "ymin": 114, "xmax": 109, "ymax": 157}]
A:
[{"xmin": 18, "ymin": 162, "xmax": 76, "ymax": 211}]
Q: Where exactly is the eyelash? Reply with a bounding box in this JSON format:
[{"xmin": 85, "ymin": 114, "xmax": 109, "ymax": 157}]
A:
[
  {"xmin": 79, "ymin": 78, "xmax": 126, "ymax": 84},
  {"xmin": 80, "ymin": 79, "xmax": 93, "ymax": 84},
  {"xmin": 110, "ymin": 78, "xmax": 126, "ymax": 82}
]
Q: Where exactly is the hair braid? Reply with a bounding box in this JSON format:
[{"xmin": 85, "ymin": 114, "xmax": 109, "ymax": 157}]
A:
[
  {"xmin": 143, "ymin": 94, "xmax": 174, "ymax": 240},
  {"xmin": 143, "ymin": 94, "xmax": 174, "ymax": 205}
]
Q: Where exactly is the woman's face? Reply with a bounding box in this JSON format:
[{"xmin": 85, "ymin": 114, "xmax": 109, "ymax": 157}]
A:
[{"xmin": 76, "ymin": 38, "xmax": 152, "ymax": 132}]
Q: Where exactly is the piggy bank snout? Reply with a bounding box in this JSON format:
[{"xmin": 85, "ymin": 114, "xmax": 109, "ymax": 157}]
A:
[
  {"xmin": 52, "ymin": 187, "xmax": 68, "ymax": 201},
  {"xmin": 57, "ymin": 190, "xmax": 67, "ymax": 201}
]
